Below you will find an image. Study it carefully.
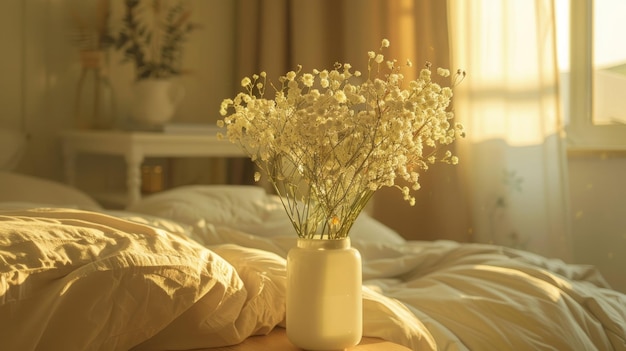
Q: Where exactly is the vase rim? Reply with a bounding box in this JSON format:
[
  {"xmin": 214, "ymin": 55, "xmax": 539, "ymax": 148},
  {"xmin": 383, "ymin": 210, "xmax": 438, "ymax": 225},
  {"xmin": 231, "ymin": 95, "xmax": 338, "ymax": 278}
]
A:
[{"xmin": 296, "ymin": 237, "xmax": 350, "ymax": 250}]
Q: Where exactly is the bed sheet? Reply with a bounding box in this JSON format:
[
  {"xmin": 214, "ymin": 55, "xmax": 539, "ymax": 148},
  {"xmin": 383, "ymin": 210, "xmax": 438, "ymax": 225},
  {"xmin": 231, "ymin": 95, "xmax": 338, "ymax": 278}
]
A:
[
  {"xmin": 191, "ymin": 225, "xmax": 626, "ymax": 351},
  {"xmin": 1, "ymin": 185, "xmax": 625, "ymax": 350},
  {"xmin": 125, "ymin": 186, "xmax": 626, "ymax": 350}
]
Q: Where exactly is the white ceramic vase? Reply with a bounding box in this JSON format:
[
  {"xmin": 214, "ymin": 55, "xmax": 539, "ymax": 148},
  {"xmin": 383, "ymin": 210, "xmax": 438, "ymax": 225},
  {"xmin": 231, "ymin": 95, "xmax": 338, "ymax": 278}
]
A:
[
  {"xmin": 286, "ymin": 237, "xmax": 363, "ymax": 350},
  {"xmin": 130, "ymin": 79, "xmax": 185, "ymax": 128}
]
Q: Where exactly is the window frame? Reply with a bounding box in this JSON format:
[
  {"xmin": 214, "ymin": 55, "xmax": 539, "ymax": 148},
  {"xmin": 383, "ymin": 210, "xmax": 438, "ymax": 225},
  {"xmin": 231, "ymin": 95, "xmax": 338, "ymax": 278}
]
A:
[{"xmin": 566, "ymin": 0, "xmax": 626, "ymax": 151}]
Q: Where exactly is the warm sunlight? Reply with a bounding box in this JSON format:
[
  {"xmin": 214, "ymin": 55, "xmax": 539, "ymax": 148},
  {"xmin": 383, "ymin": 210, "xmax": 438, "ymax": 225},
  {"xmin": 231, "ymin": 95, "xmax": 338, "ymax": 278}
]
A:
[
  {"xmin": 593, "ymin": 1, "xmax": 626, "ymax": 68},
  {"xmin": 2, "ymin": 1, "xmax": 626, "ymax": 349},
  {"xmin": 450, "ymin": 1, "xmax": 559, "ymax": 146},
  {"xmin": 556, "ymin": 0, "xmax": 626, "ymax": 124}
]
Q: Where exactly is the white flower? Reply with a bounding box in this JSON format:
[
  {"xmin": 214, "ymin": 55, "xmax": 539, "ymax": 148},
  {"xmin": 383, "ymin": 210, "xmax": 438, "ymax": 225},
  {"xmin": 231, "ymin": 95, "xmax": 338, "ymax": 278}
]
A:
[
  {"xmin": 218, "ymin": 39, "xmax": 465, "ymax": 239},
  {"xmin": 334, "ymin": 90, "xmax": 347, "ymax": 103},
  {"xmin": 437, "ymin": 67, "xmax": 450, "ymax": 77},
  {"xmin": 302, "ymin": 73, "xmax": 315, "ymax": 87}
]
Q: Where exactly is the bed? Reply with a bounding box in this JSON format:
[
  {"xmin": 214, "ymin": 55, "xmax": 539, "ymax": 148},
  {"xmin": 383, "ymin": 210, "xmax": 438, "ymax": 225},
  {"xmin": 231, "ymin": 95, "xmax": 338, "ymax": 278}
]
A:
[{"xmin": 1, "ymin": 170, "xmax": 625, "ymax": 351}]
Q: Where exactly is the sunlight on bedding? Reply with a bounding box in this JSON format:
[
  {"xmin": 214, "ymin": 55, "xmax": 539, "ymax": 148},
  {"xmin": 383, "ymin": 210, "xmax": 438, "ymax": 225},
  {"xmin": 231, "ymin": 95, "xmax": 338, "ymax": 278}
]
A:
[{"xmin": 0, "ymin": 184, "xmax": 625, "ymax": 350}]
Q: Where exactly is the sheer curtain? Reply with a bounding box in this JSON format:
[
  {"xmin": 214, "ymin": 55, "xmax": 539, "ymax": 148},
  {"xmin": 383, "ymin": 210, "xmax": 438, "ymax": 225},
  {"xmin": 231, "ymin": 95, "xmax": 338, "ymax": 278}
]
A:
[{"xmin": 448, "ymin": 0, "xmax": 572, "ymax": 260}]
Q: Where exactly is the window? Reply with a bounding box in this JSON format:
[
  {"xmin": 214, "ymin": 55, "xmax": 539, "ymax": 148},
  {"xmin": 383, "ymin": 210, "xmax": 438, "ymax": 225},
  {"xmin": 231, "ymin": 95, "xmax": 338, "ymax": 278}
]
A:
[{"xmin": 557, "ymin": 0, "xmax": 626, "ymax": 150}]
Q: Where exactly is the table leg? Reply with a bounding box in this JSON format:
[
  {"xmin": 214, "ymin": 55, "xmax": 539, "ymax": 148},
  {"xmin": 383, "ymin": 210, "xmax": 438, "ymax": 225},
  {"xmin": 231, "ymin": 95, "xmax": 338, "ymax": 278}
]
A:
[
  {"xmin": 125, "ymin": 150, "xmax": 144, "ymax": 207},
  {"xmin": 62, "ymin": 144, "xmax": 76, "ymax": 186}
]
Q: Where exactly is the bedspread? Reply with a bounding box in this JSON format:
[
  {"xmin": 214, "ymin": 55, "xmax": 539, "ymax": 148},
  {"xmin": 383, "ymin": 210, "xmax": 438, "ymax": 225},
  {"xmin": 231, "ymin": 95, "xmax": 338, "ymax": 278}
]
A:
[
  {"xmin": 197, "ymin": 225, "xmax": 626, "ymax": 351},
  {"xmin": 0, "ymin": 209, "xmax": 284, "ymax": 350},
  {"xmin": 1, "ymin": 207, "xmax": 625, "ymax": 351}
]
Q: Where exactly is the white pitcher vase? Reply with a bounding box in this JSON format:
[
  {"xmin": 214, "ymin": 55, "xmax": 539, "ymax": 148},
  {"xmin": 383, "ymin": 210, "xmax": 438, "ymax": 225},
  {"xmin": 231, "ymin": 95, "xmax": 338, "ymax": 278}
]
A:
[{"xmin": 130, "ymin": 79, "xmax": 185, "ymax": 128}]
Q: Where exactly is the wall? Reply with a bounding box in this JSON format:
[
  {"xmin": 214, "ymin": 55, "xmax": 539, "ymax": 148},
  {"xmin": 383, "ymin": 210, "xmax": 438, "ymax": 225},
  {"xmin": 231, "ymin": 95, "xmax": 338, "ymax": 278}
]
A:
[
  {"xmin": 1, "ymin": 0, "xmax": 236, "ymax": 182},
  {"xmin": 568, "ymin": 151, "xmax": 626, "ymax": 292},
  {"xmin": 0, "ymin": 1, "xmax": 23, "ymax": 132},
  {"xmin": 1, "ymin": 1, "xmax": 624, "ymax": 293}
]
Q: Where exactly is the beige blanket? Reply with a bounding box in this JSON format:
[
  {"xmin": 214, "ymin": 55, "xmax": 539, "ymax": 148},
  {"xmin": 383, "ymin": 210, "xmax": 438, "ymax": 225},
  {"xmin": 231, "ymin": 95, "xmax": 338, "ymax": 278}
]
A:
[{"xmin": 1, "ymin": 206, "xmax": 625, "ymax": 350}]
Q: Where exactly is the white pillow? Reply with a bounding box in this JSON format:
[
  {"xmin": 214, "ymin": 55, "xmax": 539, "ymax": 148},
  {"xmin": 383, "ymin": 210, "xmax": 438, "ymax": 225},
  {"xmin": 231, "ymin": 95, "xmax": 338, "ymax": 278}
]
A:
[
  {"xmin": 0, "ymin": 171, "xmax": 101, "ymax": 209},
  {"xmin": 0, "ymin": 128, "xmax": 26, "ymax": 171},
  {"xmin": 128, "ymin": 185, "xmax": 406, "ymax": 245}
]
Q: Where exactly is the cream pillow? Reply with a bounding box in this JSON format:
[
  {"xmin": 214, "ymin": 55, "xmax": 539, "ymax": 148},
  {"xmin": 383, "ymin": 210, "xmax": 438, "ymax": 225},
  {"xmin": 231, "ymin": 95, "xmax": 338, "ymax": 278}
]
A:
[
  {"xmin": 128, "ymin": 185, "xmax": 406, "ymax": 245},
  {"xmin": 0, "ymin": 171, "xmax": 101, "ymax": 209}
]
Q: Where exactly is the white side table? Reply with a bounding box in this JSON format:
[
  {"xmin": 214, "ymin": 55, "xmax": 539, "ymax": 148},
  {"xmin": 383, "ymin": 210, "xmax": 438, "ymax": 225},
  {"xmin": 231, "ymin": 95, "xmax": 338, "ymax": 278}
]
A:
[{"xmin": 60, "ymin": 129, "xmax": 244, "ymax": 207}]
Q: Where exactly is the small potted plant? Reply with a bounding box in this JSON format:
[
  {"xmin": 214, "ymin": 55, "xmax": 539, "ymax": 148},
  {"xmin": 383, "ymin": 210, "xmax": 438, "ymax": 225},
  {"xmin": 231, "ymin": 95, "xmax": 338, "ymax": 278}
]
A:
[{"xmin": 111, "ymin": 0, "xmax": 199, "ymax": 128}]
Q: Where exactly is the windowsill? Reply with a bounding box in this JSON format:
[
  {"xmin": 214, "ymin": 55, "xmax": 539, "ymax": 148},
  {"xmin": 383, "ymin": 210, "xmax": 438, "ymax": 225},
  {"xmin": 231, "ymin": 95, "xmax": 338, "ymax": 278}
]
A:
[
  {"xmin": 567, "ymin": 142, "xmax": 626, "ymax": 152},
  {"xmin": 565, "ymin": 124, "xmax": 626, "ymax": 152}
]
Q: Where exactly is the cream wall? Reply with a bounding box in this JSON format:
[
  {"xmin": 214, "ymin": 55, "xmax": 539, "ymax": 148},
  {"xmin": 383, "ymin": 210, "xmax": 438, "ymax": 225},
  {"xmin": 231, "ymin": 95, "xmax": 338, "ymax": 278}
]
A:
[
  {"xmin": 568, "ymin": 152, "xmax": 626, "ymax": 292},
  {"xmin": 1, "ymin": 1, "xmax": 624, "ymax": 292},
  {"xmin": 1, "ymin": 0, "xmax": 236, "ymax": 182},
  {"xmin": 0, "ymin": 1, "xmax": 23, "ymax": 132}
]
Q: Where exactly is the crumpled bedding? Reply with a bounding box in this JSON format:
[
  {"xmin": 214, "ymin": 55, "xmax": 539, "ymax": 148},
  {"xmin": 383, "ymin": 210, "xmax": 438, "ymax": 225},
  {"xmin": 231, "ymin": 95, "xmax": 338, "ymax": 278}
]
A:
[
  {"xmin": 183, "ymin": 225, "xmax": 626, "ymax": 351},
  {"xmin": 0, "ymin": 208, "xmax": 285, "ymax": 351},
  {"xmin": 1, "ymin": 191, "xmax": 625, "ymax": 350}
]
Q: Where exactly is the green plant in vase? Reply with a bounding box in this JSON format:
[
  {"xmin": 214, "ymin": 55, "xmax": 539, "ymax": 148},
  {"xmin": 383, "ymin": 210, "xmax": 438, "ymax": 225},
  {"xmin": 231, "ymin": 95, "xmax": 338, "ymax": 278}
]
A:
[
  {"xmin": 109, "ymin": 0, "xmax": 199, "ymax": 127},
  {"xmin": 111, "ymin": 0, "xmax": 198, "ymax": 80}
]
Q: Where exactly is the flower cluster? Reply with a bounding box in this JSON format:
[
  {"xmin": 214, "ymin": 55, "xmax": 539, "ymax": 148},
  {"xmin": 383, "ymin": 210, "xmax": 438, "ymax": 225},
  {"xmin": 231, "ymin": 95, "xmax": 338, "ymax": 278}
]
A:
[{"xmin": 218, "ymin": 39, "xmax": 465, "ymax": 239}]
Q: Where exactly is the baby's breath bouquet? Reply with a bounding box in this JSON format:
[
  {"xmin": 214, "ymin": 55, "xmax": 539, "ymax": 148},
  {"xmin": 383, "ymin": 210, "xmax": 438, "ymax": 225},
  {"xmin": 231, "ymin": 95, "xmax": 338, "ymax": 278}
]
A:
[{"xmin": 218, "ymin": 39, "xmax": 465, "ymax": 240}]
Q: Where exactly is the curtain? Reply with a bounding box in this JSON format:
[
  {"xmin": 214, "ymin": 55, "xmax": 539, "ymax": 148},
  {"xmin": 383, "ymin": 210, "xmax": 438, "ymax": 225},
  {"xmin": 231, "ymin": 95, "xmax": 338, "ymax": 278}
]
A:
[
  {"xmin": 231, "ymin": 0, "xmax": 472, "ymax": 242},
  {"xmin": 228, "ymin": 0, "xmax": 571, "ymax": 260},
  {"xmin": 448, "ymin": 0, "xmax": 572, "ymax": 260}
]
